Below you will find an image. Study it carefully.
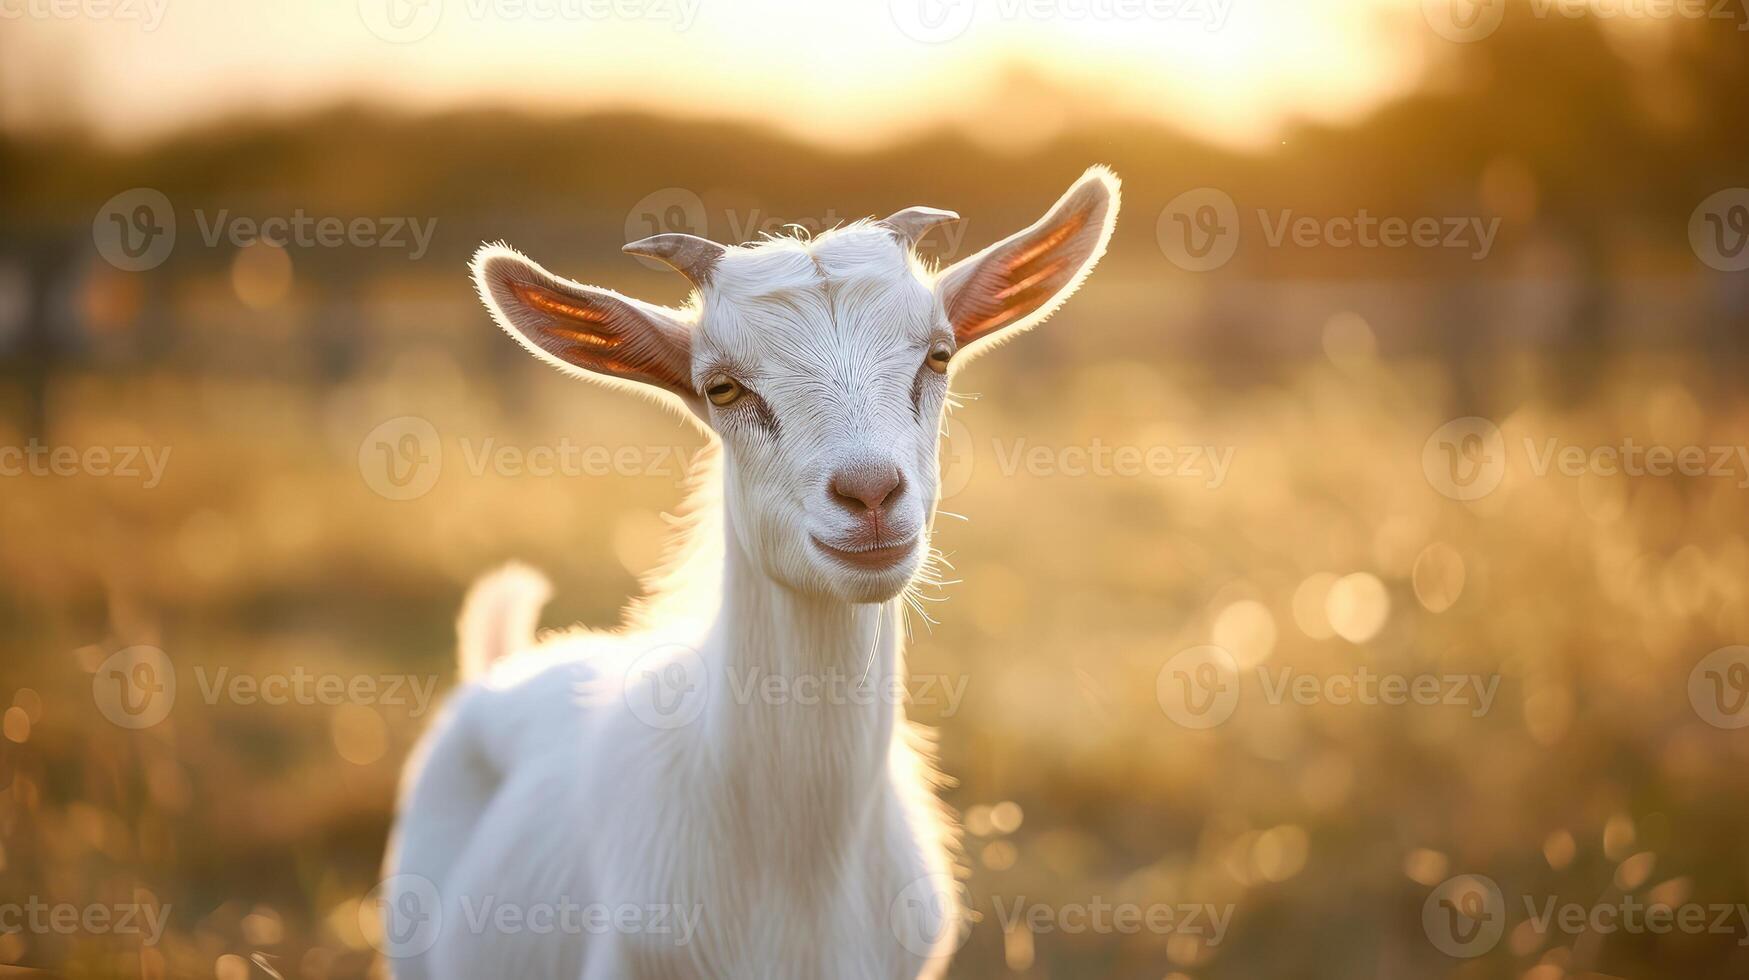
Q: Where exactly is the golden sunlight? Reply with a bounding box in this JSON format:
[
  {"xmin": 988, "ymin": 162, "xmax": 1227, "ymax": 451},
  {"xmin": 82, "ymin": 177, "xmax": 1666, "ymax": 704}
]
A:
[{"xmin": 8, "ymin": 0, "xmax": 1432, "ymax": 147}]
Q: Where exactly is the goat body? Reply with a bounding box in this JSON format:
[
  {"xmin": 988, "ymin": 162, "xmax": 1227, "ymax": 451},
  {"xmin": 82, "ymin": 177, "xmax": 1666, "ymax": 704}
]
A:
[{"xmin": 384, "ymin": 167, "xmax": 1120, "ymax": 979}]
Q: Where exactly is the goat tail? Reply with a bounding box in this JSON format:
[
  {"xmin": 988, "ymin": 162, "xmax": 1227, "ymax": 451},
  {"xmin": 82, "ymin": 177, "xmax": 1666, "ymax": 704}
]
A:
[{"xmin": 456, "ymin": 562, "xmax": 552, "ymax": 682}]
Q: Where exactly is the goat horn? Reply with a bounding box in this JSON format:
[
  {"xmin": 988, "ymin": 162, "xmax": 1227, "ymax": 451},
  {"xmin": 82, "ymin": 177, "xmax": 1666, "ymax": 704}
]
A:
[
  {"xmin": 623, "ymin": 233, "xmax": 725, "ymax": 288},
  {"xmin": 880, "ymin": 206, "xmax": 961, "ymax": 246}
]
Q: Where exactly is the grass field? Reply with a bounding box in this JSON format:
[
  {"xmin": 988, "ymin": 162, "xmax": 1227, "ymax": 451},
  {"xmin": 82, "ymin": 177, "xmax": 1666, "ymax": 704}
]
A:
[{"xmin": 4, "ymin": 268, "xmax": 1748, "ymax": 976}]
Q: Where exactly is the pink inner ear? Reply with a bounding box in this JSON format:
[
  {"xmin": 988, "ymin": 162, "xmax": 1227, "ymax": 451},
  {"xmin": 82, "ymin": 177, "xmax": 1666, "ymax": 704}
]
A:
[
  {"xmin": 504, "ymin": 278, "xmax": 693, "ymax": 393},
  {"xmin": 951, "ymin": 208, "xmax": 1090, "ymax": 344},
  {"xmin": 513, "ymin": 284, "xmax": 621, "ymax": 350},
  {"xmin": 1005, "ymin": 210, "xmax": 1086, "ymax": 271},
  {"xmin": 993, "ymin": 258, "xmax": 1069, "ymax": 302}
]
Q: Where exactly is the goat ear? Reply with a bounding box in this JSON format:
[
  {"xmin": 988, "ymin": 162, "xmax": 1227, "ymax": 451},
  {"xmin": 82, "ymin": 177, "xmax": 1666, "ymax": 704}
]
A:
[
  {"xmin": 936, "ymin": 166, "xmax": 1120, "ymax": 357},
  {"xmin": 472, "ymin": 243, "xmax": 697, "ymax": 404}
]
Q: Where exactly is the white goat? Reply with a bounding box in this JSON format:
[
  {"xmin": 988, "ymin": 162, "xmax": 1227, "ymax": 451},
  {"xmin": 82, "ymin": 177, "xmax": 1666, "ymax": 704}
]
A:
[{"xmin": 382, "ymin": 167, "xmax": 1121, "ymax": 979}]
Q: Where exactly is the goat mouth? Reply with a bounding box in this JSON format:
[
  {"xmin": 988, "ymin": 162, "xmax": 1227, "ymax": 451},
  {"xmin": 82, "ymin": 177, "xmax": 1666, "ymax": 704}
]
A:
[{"xmin": 810, "ymin": 536, "xmax": 918, "ymax": 572}]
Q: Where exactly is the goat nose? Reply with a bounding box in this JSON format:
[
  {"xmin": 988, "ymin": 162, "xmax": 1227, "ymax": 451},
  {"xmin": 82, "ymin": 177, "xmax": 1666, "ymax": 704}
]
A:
[{"xmin": 829, "ymin": 464, "xmax": 904, "ymax": 514}]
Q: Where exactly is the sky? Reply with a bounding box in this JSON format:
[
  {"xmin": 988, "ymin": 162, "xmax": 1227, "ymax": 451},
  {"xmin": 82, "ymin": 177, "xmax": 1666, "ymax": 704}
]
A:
[{"xmin": 2, "ymin": 0, "xmax": 1441, "ymax": 149}]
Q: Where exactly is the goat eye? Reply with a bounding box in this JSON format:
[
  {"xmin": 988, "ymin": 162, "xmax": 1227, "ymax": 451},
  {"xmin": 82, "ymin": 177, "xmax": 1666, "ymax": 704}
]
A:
[
  {"xmin": 704, "ymin": 374, "xmax": 744, "ymax": 407},
  {"xmin": 925, "ymin": 340, "xmax": 953, "ymax": 375}
]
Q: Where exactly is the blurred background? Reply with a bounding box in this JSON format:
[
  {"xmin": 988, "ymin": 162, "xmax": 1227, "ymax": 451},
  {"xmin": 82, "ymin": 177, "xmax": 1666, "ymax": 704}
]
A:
[{"xmin": 4, "ymin": 0, "xmax": 1749, "ymax": 977}]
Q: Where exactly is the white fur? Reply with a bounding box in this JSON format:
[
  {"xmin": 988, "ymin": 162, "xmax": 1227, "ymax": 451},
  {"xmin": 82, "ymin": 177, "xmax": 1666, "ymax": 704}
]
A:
[{"xmin": 384, "ymin": 168, "xmax": 1120, "ymax": 979}]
